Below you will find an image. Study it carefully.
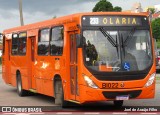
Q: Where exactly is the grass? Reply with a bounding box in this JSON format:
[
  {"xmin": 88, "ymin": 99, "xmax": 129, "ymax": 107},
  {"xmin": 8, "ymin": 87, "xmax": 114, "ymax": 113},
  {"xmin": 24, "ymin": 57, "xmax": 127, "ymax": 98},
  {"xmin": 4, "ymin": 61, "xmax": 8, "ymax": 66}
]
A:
[
  {"xmin": 156, "ymin": 40, "xmax": 160, "ymax": 49},
  {"xmin": 156, "ymin": 76, "xmax": 160, "ymax": 80},
  {"xmin": 0, "ymin": 57, "xmax": 1, "ymax": 65},
  {"xmin": 157, "ymin": 41, "xmax": 160, "ymax": 48}
]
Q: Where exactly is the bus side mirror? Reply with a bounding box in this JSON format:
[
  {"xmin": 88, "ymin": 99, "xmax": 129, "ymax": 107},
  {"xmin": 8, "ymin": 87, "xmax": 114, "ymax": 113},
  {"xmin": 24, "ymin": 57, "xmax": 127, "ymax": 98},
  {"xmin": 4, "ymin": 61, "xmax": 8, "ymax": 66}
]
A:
[
  {"xmin": 0, "ymin": 33, "xmax": 3, "ymax": 42},
  {"xmin": 0, "ymin": 33, "xmax": 3, "ymax": 37},
  {"xmin": 76, "ymin": 34, "xmax": 81, "ymax": 48}
]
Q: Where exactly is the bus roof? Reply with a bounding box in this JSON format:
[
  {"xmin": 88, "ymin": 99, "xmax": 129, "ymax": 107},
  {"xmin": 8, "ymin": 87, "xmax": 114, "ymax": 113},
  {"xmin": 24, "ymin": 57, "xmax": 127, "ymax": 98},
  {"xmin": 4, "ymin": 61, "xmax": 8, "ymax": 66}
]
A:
[{"xmin": 3, "ymin": 12, "xmax": 149, "ymax": 34}]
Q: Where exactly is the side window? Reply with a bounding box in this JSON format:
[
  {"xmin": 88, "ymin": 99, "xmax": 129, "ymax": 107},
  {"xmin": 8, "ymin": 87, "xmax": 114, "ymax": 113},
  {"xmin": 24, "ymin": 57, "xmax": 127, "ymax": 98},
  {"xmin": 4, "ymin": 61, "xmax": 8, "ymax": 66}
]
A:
[
  {"xmin": 19, "ymin": 32, "xmax": 27, "ymax": 55},
  {"xmin": 12, "ymin": 34, "xmax": 19, "ymax": 55},
  {"xmin": 38, "ymin": 28, "xmax": 50, "ymax": 55},
  {"xmin": 50, "ymin": 26, "xmax": 64, "ymax": 55}
]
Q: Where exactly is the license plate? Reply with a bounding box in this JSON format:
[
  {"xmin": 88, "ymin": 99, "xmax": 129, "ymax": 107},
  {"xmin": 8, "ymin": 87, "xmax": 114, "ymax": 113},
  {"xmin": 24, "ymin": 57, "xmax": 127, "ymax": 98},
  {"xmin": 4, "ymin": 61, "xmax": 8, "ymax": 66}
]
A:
[{"xmin": 116, "ymin": 95, "xmax": 129, "ymax": 100}]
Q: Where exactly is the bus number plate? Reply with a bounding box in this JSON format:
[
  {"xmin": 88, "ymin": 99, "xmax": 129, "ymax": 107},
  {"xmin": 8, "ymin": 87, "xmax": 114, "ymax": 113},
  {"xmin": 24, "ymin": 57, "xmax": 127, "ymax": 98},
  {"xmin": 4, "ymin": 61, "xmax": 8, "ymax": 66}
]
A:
[
  {"xmin": 116, "ymin": 95, "xmax": 129, "ymax": 100},
  {"xmin": 102, "ymin": 83, "xmax": 118, "ymax": 89}
]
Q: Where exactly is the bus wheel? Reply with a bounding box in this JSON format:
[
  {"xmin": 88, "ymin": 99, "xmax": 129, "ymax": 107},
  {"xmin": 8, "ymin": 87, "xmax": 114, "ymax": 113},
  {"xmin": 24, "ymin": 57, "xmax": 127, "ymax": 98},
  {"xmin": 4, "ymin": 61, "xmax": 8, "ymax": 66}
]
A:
[
  {"xmin": 16, "ymin": 73, "xmax": 28, "ymax": 96},
  {"xmin": 54, "ymin": 80, "xmax": 68, "ymax": 107},
  {"xmin": 113, "ymin": 100, "xmax": 123, "ymax": 107}
]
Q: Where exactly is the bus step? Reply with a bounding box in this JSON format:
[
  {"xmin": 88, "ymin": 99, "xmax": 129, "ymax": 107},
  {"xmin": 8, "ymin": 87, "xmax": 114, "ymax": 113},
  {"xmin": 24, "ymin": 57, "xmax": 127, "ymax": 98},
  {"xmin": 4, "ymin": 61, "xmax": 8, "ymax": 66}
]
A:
[
  {"xmin": 68, "ymin": 100, "xmax": 80, "ymax": 104},
  {"xmin": 29, "ymin": 89, "xmax": 37, "ymax": 93},
  {"xmin": 7, "ymin": 83, "xmax": 12, "ymax": 86}
]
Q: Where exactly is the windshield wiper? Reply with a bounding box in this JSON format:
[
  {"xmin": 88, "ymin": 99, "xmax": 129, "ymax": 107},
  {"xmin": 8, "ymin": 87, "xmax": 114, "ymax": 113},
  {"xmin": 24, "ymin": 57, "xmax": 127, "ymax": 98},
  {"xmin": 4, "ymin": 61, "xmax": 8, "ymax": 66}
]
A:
[
  {"xmin": 123, "ymin": 27, "xmax": 136, "ymax": 46},
  {"xmin": 99, "ymin": 27, "xmax": 119, "ymax": 58},
  {"xmin": 121, "ymin": 34, "xmax": 126, "ymax": 57},
  {"xmin": 99, "ymin": 27, "xmax": 118, "ymax": 47},
  {"xmin": 115, "ymin": 35, "xmax": 119, "ymax": 58}
]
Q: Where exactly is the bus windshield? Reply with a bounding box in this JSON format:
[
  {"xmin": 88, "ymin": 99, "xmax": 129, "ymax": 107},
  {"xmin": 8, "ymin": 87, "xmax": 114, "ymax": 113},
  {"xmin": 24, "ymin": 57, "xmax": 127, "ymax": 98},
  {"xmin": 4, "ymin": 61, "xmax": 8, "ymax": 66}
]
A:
[{"xmin": 83, "ymin": 29, "xmax": 152, "ymax": 72}]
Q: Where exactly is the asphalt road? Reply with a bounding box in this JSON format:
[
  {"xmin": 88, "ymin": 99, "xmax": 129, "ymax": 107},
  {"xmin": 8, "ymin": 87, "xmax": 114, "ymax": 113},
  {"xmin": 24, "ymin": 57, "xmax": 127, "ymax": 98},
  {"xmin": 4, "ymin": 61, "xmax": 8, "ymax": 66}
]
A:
[{"xmin": 0, "ymin": 71, "xmax": 160, "ymax": 113}]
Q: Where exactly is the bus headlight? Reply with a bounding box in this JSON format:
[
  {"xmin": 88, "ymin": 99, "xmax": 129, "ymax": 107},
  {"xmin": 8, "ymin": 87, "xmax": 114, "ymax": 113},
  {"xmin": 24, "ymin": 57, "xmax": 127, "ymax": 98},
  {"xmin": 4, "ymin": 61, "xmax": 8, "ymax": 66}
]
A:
[
  {"xmin": 83, "ymin": 74, "xmax": 99, "ymax": 89},
  {"xmin": 145, "ymin": 73, "xmax": 156, "ymax": 87}
]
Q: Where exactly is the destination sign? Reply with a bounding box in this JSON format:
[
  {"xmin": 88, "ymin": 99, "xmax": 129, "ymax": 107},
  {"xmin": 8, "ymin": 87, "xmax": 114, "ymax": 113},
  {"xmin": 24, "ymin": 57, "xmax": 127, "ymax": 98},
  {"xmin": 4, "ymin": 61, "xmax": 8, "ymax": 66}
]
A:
[{"xmin": 82, "ymin": 16, "xmax": 144, "ymax": 26}]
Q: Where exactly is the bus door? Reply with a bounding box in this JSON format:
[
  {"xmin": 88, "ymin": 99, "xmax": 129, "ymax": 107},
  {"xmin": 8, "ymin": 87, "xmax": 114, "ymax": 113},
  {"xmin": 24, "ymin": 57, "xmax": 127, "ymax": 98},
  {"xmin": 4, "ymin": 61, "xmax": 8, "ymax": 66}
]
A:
[
  {"xmin": 29, "ymin": 36, "xmax": 36, "ymax": 89},
  {"xmin": 5, "ymin": 39, "xmax": 11, "ymax": 84},
  {"xmin": 69, "ymin": 32, "xmax": 78, "ymax": 101}
]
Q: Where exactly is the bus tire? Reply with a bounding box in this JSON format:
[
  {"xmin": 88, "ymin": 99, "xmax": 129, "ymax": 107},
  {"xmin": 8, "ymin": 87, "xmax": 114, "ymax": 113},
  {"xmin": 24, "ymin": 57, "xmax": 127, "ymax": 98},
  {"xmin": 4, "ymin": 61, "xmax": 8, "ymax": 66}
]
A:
[
  {"xmin": 16, "ymin": 73, "xmax": 28, "ymax": 96},
  {"xmin": 114, "ymin": 100, "xmax": 123, "ymax": 107},
  {"xmin": 54, "ymin": 80, "xmax": 68, "ymax": 107}
]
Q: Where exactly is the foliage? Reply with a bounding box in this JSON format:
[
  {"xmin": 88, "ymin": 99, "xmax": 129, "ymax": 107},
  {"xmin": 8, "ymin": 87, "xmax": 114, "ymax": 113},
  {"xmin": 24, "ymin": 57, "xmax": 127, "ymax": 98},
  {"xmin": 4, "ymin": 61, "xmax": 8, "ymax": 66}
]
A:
[
  {"xmin": 92, "ymin": 0, "xmax": 113, "ymax": 12},
  {"xmin": 151, "ymin": 18, "xmax": 160, "ymax": 40},
  {"xmin": 53, "ymin": 16, "xmax": 57, "ymax": 19},
  {"xmin": 92, "ymin": 0, "xmax": 122, "ymax": 12},
  {"xmin": 113, "ymin": 6, "xmax": 122, "ymax": 12},
  {"xmin": 147, "ymin": 8, "xmax": 156, "ymax": 14},
  {"xmin": 156, "ymin": 40, "xmax": 160, "ymax": 48}
]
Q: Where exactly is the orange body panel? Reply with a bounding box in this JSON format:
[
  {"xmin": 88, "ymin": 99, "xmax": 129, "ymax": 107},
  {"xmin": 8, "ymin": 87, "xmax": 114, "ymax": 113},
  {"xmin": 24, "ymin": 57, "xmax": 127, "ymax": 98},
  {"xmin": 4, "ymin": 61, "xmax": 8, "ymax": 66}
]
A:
[
  {"xmin": 99, "ymin": 65, "xmax": 112, "ymax": 72},
  {"xmin": 2, "ymin": 12, "xmax": 156, "ymax": 104}
]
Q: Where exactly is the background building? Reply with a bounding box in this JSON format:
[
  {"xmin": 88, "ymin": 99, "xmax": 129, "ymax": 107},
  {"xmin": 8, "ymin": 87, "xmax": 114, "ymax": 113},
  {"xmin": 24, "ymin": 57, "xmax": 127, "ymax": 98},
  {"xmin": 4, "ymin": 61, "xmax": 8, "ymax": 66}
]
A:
[
  {"xmin": 155, "ymin": 4, "xmax": 160, "ymax": 12},
  {"xmin": 152, "ymin": 11, "xmax": 160, "ymax": 19},
  {"xmin": 131, "ymin": 2, "xmax": 143, "ymax": 13}
]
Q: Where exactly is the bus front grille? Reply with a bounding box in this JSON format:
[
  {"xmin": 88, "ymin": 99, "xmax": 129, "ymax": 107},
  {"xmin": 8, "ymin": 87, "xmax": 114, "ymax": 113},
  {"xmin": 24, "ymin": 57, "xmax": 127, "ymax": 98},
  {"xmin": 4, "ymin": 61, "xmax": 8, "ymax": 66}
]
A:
[{"xmin": 102, "ymin": 90, "xmax": 142, "ymax": 99}]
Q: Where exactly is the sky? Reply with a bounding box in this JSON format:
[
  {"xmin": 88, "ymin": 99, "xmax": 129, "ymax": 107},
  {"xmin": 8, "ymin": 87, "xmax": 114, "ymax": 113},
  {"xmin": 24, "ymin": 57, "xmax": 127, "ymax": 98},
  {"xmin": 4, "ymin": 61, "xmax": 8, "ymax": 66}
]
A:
[{"xmin": 0, "ymin": 0, "xmax": 159, "ymax": 32}]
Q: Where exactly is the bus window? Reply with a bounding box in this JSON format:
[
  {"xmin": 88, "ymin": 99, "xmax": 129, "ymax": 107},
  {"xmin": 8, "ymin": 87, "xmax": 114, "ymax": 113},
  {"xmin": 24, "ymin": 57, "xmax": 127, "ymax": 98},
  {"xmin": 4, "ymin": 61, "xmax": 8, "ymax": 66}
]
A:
[
  {"xmin": 12, "ymin": 33, "xmax": 19, "ymax": 55},
  {"xmin": 50, "ymin": 26, "xmax": 64, "ymax": 55},
  {"xmin": 19, "ymin": 32, "xmax": 27, "ymax": 55},
  {"xmin": 2, "ymin": 36, "xmax": 5, "ymax": 55},
  {"xmin": 38, "ymin": 28, "xmax": 50, "ymax": 55}
]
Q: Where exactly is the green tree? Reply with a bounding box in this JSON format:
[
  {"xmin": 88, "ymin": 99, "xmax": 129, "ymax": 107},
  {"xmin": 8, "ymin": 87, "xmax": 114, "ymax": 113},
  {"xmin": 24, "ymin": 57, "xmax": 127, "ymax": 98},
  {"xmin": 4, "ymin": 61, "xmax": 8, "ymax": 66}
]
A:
[
  {"xmin": 92, "ymin": 0, "xmax": 113, "ymax": 12},
  {"xmin": 113, "ymin": 6, "xmax": 122, "ymax": 12},
  {"xmin": 92, "ymin": 0, "xmax": 122, "ymax": 12},
  {"xmin": 147, "ymin": 8, "xmax": 156, "ymax": 14},
  {"xmin": 53, "ymin": 15, "xmax": 57, "ymax": 19},
  {"xmin": 151, "ymin": 18, "xmax": 160, "ymax": 40}
]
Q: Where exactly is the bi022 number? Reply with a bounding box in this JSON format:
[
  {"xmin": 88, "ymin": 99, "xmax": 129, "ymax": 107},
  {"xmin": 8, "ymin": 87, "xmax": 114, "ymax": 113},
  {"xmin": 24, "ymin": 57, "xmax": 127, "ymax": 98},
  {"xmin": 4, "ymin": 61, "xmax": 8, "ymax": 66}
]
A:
[{"xmin": 102, "ymin": 83, "xmax": 118, "ymax": 89}]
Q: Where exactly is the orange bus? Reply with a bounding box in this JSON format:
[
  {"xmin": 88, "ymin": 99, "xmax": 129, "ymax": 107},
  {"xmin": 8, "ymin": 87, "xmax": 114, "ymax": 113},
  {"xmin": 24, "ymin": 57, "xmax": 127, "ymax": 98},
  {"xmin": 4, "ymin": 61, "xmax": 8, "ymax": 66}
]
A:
[{"xmin": 2, "ymin": 12, "xmax": 156, "ymax": 107}]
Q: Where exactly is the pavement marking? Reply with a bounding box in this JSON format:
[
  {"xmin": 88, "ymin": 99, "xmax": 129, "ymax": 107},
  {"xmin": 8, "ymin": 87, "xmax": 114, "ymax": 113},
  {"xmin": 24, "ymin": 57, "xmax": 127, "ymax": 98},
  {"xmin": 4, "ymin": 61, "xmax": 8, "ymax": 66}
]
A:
[
  {"xmin": 2, "ymin": 113, "xmax": 45, "ymax": 115},
  {"xmin": 3, "ymin": 113, "xmax": 29, "ymax": 115},
  {"xmin": 84, "ymin": 112, "xmax": 100, "ymax": 114},
  {"xmin": 26, "ymin": 113, "xmax": 45, "ymax": 114},
  {"xmin": 141, "ymin": 113, "xmax": 157, "ymax": 114},
  {"xmin": 3, "ymin": 113, "xmax": 16, "ymax": 115},
  {"xmin": 56, "ymin": 112, "xmax": 73, "ymax": 114},
  {"xmin": 112, "ymin": 112, "xmax": 128, "ymax": 114}
]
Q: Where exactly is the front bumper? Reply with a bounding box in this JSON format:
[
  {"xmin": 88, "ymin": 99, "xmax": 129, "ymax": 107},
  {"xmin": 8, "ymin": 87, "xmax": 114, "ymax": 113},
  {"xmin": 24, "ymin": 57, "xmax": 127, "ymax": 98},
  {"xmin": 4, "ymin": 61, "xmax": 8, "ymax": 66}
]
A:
[{"xmin": 79, "ymin": 83, "xmax": 155, "ymax": 103}]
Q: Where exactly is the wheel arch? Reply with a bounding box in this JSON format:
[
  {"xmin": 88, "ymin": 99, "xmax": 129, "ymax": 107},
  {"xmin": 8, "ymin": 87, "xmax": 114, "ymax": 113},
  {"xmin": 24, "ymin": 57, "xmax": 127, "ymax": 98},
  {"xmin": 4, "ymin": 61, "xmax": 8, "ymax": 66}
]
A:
[
  {"xmin": 54, "ymin": 74, "xmax": 62, "ymax": 82},
  {"xmin": 16, "ymin": 70, "xmax": 21, "ymax": 78},
  {"xmin": 53, "ymin": 74, "xmax": 62, "ymax": 96},
  {"xmin": 16, "ymin": 69, "xmax": 21, "ymax": 86}
]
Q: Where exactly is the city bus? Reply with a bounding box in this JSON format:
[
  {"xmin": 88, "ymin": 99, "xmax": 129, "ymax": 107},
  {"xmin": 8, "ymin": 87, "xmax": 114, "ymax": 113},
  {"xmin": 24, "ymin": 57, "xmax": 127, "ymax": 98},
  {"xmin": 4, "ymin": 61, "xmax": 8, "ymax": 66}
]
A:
[{"xmin": 2, "ymin": 12, "xmax": 156, "ymax": 107}]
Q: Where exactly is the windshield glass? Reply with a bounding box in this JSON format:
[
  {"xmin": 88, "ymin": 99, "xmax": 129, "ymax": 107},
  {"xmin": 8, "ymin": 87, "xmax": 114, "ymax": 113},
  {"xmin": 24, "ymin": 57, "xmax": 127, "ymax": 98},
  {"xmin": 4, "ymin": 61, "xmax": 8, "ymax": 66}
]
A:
[{"xmin": 83, "ymin": 29, "xmax": 152, "ymax": 72}]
